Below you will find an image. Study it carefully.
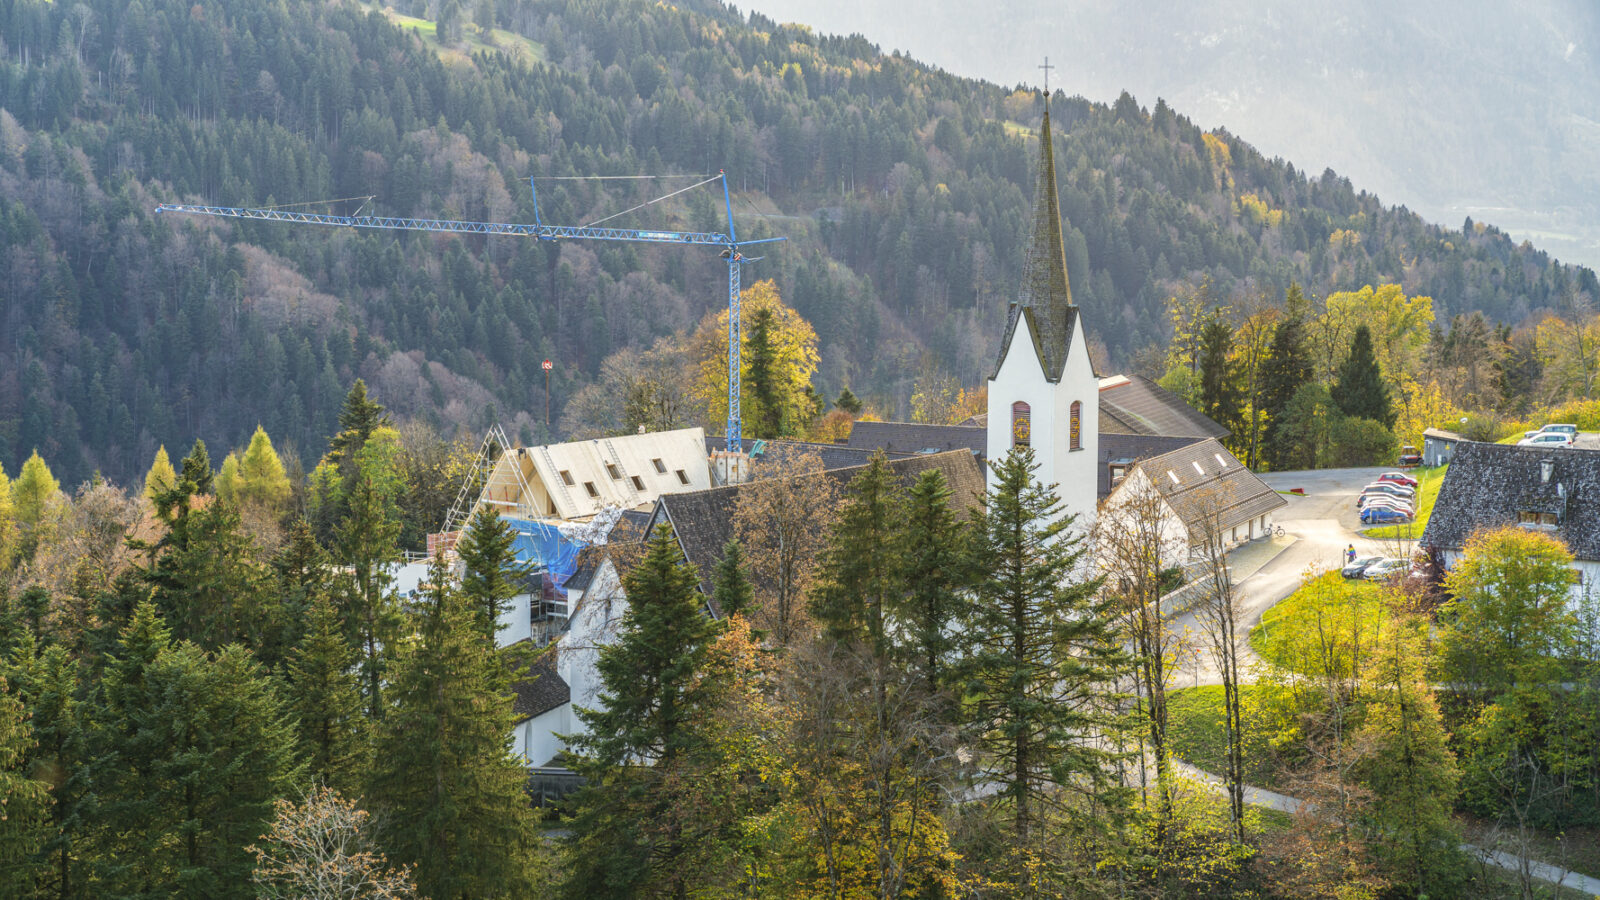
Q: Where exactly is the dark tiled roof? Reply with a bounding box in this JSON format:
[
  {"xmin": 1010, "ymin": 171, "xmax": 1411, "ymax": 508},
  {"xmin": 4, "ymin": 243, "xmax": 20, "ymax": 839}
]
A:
[
  {"xmin": 565, "ymin": 509, "xmax": 654, "ymax": 594},
  {"xmin": 993, "ymin": 100, "xmax": 1079, "ymax": 384},
  {"xmin": 1099, "ymin": 375, "xmax": 1230, "ymax": 439},
  {"xmin": 1098, "ymin": 433, "xmax": 1205, "ymax": 498},
  {"xmin": 705, "ymin": 436, "xmax": 908, "ymax": 471},
  {"xmin": 1421, "ymin": 442, "xmax": 1600, "ymax": 560},
  {"xmin": 511, "ymin": 651, "xmax": 569, "ymax": 722},
  {"xmin": 651, "ymin": 451, "xmax": 986, "ymax": 612},
  {"xmin": 1134, "ymin": 439, "xmax": 1286, "ymax": 533},
  {"xmin": 845, "ymin": 422, "xmax": 987, "ymax": 460}
]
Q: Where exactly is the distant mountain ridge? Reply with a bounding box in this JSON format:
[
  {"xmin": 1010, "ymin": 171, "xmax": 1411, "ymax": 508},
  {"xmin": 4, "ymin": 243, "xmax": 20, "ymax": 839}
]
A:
[{"xmin": 0, "ymin": 0, "xmax": 1592, "ymax": 485}]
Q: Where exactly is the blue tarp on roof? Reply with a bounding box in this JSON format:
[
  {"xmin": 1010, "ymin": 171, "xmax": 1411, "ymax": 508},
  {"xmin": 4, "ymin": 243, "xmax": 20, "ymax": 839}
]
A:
[{"xmin": 504, "ymin": 517, "xmax": 586, "ymax": 595}]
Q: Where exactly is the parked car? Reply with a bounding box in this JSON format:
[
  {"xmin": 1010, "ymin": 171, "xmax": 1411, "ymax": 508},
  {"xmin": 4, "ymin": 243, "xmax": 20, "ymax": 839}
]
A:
[
  {"xmin": 1517, "ymin": 432, "xmax": 1573, "ymax": 448},
  {"xmin": 1362, "ymin": 481, "xmax": 1415, "ymax": 498},
  {"xmin": 1399, "ymin": 445, "xmax": 1422, "ymax": 466},
  {"xmin": 1362, "ymin": 557, "xmax": 1409, "ymax": 579},
  {"xmin": 1360, "ymin": 506, "xmax": 1413, "ymax": 525},
  {"xmin": 1360, "ymin": 494, "xmax": 1414, "ymax": 512},
  {"xmin": 1377, "ymin": 471, "xmax": 1419, "ymax": 488},
  {"xmin": 1342, "ymin": 556, "xmax": 1383, "ymax": 578},
  {"xmin": 1539, "ymin": 424, "xmax": 1578, "ymax": 437},
  {"xmin": 1360, "ymin": 501, "xmax": 1415, "ymax": 519}
]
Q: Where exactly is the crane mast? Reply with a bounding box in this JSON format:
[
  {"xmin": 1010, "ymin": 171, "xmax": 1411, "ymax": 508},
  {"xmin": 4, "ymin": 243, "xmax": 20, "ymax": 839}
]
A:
[{"xmin": 155, "ymin": 172, "xmax": 781, "ymax": 452}]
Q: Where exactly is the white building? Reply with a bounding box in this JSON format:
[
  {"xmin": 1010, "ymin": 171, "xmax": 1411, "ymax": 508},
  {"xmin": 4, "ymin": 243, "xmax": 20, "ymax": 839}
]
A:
[{"xmin": 473, "ymin": 426, "xmax": 713, "ymax": 522}]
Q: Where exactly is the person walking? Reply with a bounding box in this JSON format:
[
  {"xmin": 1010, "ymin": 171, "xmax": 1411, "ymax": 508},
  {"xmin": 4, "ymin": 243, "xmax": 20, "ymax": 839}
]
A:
[{"xmin": 1346, "ymin": 544, "xmax": 1356, "ymax": 564}]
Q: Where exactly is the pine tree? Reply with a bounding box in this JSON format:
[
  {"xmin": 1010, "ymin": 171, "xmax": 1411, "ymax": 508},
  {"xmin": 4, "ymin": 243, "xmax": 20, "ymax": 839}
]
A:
[
  {"xmin": 92, "ymin": 603, "xmax": 302, "ymax": 898},
  {"xmin": 564, "ymin": 524, "xmax": 721, "ymax": 899},
  {"xmin": 960, "ymin": 446, "xmax": 1128, "ymax": 849},
  {"xmin": 457, "ymin": 506, "xmax": 533, "ymax": 644},
  {"xmin": 894, "ymin": 468, "xmax": 968, "ymax": 701},
  {"xmin": 287, "ymin": 595, "xmax": 370, "ymax": 796},
  {"xmin": 810, "ymin": 452, "xmax": 904, "ymax": 654},
  {"xmin": 710, "ymin": 538, "xmax": 754, "ymax": 619},
  {"xmin": 1260, "ymin": 285, "xmax": 1314, "ymax": 470},
  {"xmin": 143, "ymin": 446, "xmax": 177, "ymax": 502},
  {"xmin": 1333, "ymin": 324, "xmax": 1394, "ymax": 427},
  {"xmin": 0, "ymin": 675, "xmax": 49, "ymax": 898},
  {"xmin": 329, "ymin": 380, "xmax": 390, "ymax": 469},
  {"xmin": 237, "ymin": 426, "xmax": 291, "ymax": 512},
  {"xmin": 368, "ymin": 556, "xmax": 538, "ymax": 899}
]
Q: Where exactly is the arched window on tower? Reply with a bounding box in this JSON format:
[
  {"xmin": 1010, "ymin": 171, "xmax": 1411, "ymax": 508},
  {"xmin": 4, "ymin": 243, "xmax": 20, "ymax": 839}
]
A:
[
  {"xmin": 1011, "ymin": 401, "xmax": 1031, "ymax": 449},
  {"xmin": 1069, "ymin": 401, "xmax": 1082, "ymax": 450}
]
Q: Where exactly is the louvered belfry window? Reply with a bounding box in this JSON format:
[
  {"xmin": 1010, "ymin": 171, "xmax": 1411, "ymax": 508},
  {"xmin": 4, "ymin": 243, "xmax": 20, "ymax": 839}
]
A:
[
  {"xmin": 1070, "ymin": 401, "xmax": 1082, "ymax": 450},
  {"xmin": 1011, "ymin": 401, "xmax": 1031, "ymax": 449}
]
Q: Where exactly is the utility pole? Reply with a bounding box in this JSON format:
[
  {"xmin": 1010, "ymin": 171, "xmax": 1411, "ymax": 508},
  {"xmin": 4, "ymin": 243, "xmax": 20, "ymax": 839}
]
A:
[{"xmin": 542, "ymin": 358, "xmax": 552, "ymax": 426}]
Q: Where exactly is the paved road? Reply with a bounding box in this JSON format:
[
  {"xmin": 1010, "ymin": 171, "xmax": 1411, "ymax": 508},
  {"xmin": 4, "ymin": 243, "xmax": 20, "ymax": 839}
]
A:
[{"xmin": 1171, "ymin": 466, "xmax": 1406, "ymax": 688}]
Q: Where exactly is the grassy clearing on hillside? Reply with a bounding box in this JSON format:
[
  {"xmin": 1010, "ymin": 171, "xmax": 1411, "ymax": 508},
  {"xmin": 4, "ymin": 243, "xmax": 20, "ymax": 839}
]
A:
[
  {"xmin": 364, "ymin": 3, "xmax": 543, "ymax": 67},
  {"xmin": 1249, "ymin": 572, "xmax": 1388, "ymax": 677},
  {"xmin": 1362, "ymin": 464, "xmax": 1446, "ymax": 539}
]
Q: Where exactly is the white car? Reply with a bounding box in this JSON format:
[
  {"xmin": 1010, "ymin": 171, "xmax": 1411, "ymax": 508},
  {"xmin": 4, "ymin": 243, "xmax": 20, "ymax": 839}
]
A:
[
  {"xmin": 1362, "ymin": 558, "xmax": 1409, "ymax": 580},
  {"xmin": 1518, "ymin": 433, "xmax": 1573, "ymax": 448},
  {"xmin": 1538, "ymin": 424, "xmax": 1578, "ymax": 437},
  {"xmin": 1362, "ymin": 482, "xmax": 1415, "ymax": 499},
  {"xmin": 1360, "ymin": 497, "xmax": 1414, "ymax": 516}
]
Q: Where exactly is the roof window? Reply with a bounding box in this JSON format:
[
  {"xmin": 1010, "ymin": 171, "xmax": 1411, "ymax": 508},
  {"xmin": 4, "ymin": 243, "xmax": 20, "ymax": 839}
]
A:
[
  {"xmin": 652, "ymin": 458, "xmax": 667, "ymax": 473},
  {"xmin": 676, "ymin": 469, "xmax": 691, "ymax": 485},
  {"xmin": 1192, "ymin": 461, "xmax": 1205, "ymax": 476},
  {"xmin": 1214, "ymin": 453, "xmax": 1228, "ymax": 469},
  {"xmin": 559, "ymin": 470, "xmax": 575, "ymax": 486},
  {"xmin": 1167, "ymin": 470, "xmax": 1179, "ymax": 485},
  {"xmin": 605, "ymin": 462, "xmax": 621, "ymax": 480},
  {"xmin": 584, "ymin": 482, "xmax": 600, "ymax": 498}
]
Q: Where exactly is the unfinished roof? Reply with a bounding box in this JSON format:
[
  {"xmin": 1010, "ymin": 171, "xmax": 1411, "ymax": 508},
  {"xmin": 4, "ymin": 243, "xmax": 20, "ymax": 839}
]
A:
[
  {"xmin": 845, "ymin": 422, "xmax": 987, "ymax": 461},
  {"xmin": 1098, "ymin": 375, "xmax": 1230, "ymax": 439},
  {"xmin": 473, "ymin": 427, "xmax": 712, "ymax": 522},
  {"xmin": 1422, "ymin": 442, "xmax": 1600, "ymax": 560},
  {"xmin": 648, "ymin": 451, "xmax": 987, "ymax": 610},
  {"xmin": 1131, "ymin": 438, "xmax": 1285, "ymax": 534}
]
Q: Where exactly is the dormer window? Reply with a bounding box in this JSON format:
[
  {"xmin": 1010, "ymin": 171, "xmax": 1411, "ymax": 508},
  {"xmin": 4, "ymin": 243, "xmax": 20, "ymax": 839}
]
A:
[{"xmin": 1518, "ymin": 510, "xmax": 1559, "ymax": 528}]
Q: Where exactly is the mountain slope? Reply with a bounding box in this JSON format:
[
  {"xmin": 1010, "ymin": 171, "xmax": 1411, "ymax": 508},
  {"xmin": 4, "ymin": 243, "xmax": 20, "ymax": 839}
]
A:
[{"xmin": 0, "ymin": 0, "xmax": 1592, "ymax": 485}]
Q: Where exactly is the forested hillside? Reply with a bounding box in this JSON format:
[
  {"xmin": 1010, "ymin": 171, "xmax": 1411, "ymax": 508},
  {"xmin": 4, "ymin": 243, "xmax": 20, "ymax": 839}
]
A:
[{"xmin": 1, "ymin": 0, "xmax": 1595, "ymax": 485}]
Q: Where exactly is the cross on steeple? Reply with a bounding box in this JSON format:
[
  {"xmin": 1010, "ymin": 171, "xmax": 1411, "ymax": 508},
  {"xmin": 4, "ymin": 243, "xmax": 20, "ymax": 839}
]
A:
[{"xmin": 1039, "ymin": 57, "xmax": 1054, "ymax": 94}]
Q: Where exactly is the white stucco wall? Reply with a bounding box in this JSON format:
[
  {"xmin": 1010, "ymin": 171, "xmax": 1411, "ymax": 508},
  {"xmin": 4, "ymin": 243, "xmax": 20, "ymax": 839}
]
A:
[
  {"xmin": 1440, "ymin": 546, "xmax": 1600, "ymax": 611},
  {"xmin": 986, "ymin": 312, "xmax": 1101, "ymax": 533},
  {"xmin": 513, "ymin": 704, "xmax": 571, "ymax": 768},
  {"xmin": 1096, "ymin": 469, "xmax": 1192, "ymax": 572}
]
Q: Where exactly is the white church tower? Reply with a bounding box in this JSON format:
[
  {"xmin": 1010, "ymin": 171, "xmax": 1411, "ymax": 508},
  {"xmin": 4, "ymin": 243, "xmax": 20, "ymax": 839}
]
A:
[{"xmin": 986, "ymin": 93, "xmax": 1100, "ymax": 528}]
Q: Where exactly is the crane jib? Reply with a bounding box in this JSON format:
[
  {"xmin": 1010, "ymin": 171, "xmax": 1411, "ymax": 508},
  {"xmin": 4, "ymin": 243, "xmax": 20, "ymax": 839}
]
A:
[{"xmin": 153, "ymin": 205, "xmax": 736, "ymax": 246}]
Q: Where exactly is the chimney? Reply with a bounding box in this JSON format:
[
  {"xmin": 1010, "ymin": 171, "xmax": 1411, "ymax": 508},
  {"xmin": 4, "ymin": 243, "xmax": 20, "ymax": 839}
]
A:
[{"xmin": 1541, "ymin": 458, "xmax": 1554, "ymax": 484}]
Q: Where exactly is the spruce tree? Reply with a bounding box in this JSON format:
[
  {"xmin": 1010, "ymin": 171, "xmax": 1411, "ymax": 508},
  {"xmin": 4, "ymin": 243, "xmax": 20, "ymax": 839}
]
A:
[
  {"xmin": 335, "ymin": 474, "xmax": 402, "ymax": 718},
  {"xmin": 457, "ymin": 506, "xmax": 533, "ymax": 644},
  {"xmin": 564, "ymin": 524, "xmax": 721, "ymax": 899},
  {"xmin": 835, "ymin": 387, "xmax": 864, "ymax": 415},
  {"xmin": 1260, "ymin": 285, "xmax": 1314, "ymax": 470},
  {"xmin": 894, "ymin": 468, "xmax": 968, "ymax": 701},
  {"xmin": 178, "ymin": 440, "xmax": 213, "ymax": 496},
  {"xmin": 810, "ymin": 452, "xmax": 904, "ymax": 654},
  {"xmin": 287, "ymin": 596, "xmax": 370, "ymax": 796},
  {"xmin": 143, "ymin": 446, "xmax": 177, "ymax": 502},
  {"xmin": 0, "ymin": 675, "xmax": 49, "ymax": 898},
  {"xmin": 960, "ymin": 446, "xmax": 1128, "ymax": 847},
  {"xmin": 1333, "ymin": 324, "xmax": 1394, "ymax": 427},
  {"xmin": 144, "ymin": 497, "xmax": 274, "ymax": 653},
  {"xmin": 329, "ymin": 380, "xmax": 389, "ymax": 468},
  {"xmin": 711, "ymin": 538, "xmax": 754, "ymax": 619},
  {"xmin": 1197, "ymin": 315, "xmax": 1242, "ymax": 440},
  {"xmin": 92, "ymin": 603, "xmax": 302, "ymax": 898},
  {"xmin": 368, "ymin": 555, "xmax": 538, "ymax": 900},
  {"xmin": 5, "ymin": 640, "xmax": 89, "ymax": 900},
  {"xmin": 745, "ymin": 307, "xmax": 782, "ymax": 438}
]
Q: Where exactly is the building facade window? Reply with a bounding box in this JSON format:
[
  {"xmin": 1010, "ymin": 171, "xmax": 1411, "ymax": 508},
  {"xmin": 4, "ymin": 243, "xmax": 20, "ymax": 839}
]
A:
[
  {"xmin": 1011, "ymin": 401, "xmax": 1031, "ymax": 448},
  {"xmin": 1069, "ymin": 400, "xmax": 1082, "ymax": 450}
]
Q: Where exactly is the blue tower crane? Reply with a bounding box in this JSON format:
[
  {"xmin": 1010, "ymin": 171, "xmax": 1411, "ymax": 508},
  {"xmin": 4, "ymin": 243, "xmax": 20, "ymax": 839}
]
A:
[{"xmin": 155, "ymin": 172, "xmax": 782, "ymax": 452}]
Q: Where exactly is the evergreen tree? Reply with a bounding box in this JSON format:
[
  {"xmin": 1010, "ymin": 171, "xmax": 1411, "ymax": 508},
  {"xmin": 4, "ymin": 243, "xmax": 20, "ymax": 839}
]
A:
[
  {"xmin": 178, "ymin": 440, "xmax": 214, "ymax": 496},
  {"xmin": 1333, "ymin": 325, "xmax": 1394, "ymax": 427},
  {"xmin": 0, "ymin": 675, "xmax": 49, "ymax": 898},
  {"xmin": 335, "ymin": 473, "xmax": 403, "ymax": 719},
  {"xmin": 835, "ymin": 387, "xmax": 864, "ymax": 415},
  {"xmin": 564, "ymin": 524, "xmax": 721, "ymax": 899},
  {"xmin": 1197, "ymin": 315, "xmax": 1242, "ymax": 441},
  {"xmin": 710, "ymin": 538, "xmax": 754, "ymax": 619},
  {"xmin": 271, "ymin": 518, "xmax": 330, "ymax": 654},
  {"xmin": 143, "ymin": 446, "xmax": 176, "ymax": 502},
  {"xmin": 893, "ymin": 468, "xmax": 968, "ymax": 701},
  {"xmin": 0, "ymin": 464, "xmax": 14, "ymax": 572},
  {"xmin": 328, "ymin": 380, "xmax": 389, "ymax": 469},
  {"xmin": 92, "ymin": 604, "xmax": 302, "ymax": 898},
  {"xmin": 457, "ymin": 506, "xmax": 533, "ymax": 644},
  {"xmin": 810, "ymin": 452, "xmax": 904, "ymax": 654},
  {"xmin": 1260, "ymin": 285, "xmax": 1315, "ymax": 470},
  {"xmin": 960, "ymin": 446, "xmax": 1128, "ymax": 850},
  {"xmin": 143, "ymin": 497, "xmax": 274, "ymax": 653},
  {"xmin": 237, "ymin": 426, "xmax": 292, "ymax": 512},
  {"xmin": 368, "ymin": 556, "xmax": 538, "ymax": 900},
  {"xmin": 5, "ymin": 640, "xmax": 89, "ymax": 900},
  {"xmin": 745, "ymin": 306, "xmax": 782, "ymax": 438},
  {"xmin": 287, "ymin": 595, "xmax": 370, "ymax": 796}
]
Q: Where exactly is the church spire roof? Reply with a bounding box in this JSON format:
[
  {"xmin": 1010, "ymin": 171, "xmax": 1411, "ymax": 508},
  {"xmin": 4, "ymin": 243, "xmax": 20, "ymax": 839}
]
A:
[{"xmin": 992, "ymin": 91, "xmax": 1079, "ymax": 383}]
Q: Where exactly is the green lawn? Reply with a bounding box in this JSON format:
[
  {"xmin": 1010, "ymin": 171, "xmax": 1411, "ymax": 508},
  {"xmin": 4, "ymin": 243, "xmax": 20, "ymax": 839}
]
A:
[
  {"xmin": 362, "ymin": 3, "xmax": 544, "ymax": 67},
  {"xmin": 1249, "ymin": 572, "xmax": 1389, "ymax": 677},
  {"xmin": 1362, "ymin": 464, "xmax": 1446, "ymax": 539}
]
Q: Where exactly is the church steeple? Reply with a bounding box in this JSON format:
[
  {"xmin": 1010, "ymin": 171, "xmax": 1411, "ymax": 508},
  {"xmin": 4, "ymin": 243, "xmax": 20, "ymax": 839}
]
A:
[{"xmin": 992, "ymin": 89, "xmax": 1078, "ymax": 383}]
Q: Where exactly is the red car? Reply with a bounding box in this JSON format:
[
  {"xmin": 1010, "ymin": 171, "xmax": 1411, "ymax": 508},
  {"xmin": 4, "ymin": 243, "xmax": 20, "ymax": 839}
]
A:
[{"xmin": 1377, "ymin": 471, "xmax": 1418, "ymax": 488}]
